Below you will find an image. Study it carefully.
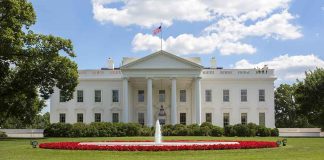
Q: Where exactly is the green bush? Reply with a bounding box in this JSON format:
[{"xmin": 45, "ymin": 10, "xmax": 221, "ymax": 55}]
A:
[
  {"xmin": 0, "ymin": 131, "xmax": 7, "ymax": 138},
  {"xmin": 210, "ymin": 126, "xmax": 224, "ymax": 137},
  {"xmin": 44, "ymin": 122, "xmax": 276, "ymax": 137},
  {"xmin": 271, "ymin": 128, "xmax": 279, "ymax": 137}
]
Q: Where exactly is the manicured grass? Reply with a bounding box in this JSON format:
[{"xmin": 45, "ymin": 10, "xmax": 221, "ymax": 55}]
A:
[{"xmin": 0, "ymin": 136, "xmax": 323, "ymax": 160}]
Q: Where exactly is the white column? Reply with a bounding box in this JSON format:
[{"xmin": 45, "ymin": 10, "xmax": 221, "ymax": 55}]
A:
[
  {"xmin": 147, "ymin": 78, "xmax": 153, "ymax": 127},
  {"xmin": 195, "ymin": 77, "xmax": 202, "ymax": 125},
  {"xmin": 122, "ymin": 78, "xmax": 129, "ymax": 123},
  {"xmin": 171, "ymin": 78, "xmax": 177, "ymax": 125}
]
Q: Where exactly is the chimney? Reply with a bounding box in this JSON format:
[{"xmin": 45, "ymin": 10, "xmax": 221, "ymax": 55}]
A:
[
  {"xmin": 107, "ymin": 57, "xmax": 114, "ymax": 70},
  {"xmin": 210, "ymin": 57, "xmax": 217, "ymax": 69}
]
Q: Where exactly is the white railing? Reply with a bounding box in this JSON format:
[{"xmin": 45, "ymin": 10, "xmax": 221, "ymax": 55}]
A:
[
  {"xmin": 202, "ymin": 69, "xmax": 275, "ymax": 79},
  {"xmin": 78, "ymin": 70, "xmax": 122, "ymax": 79}
]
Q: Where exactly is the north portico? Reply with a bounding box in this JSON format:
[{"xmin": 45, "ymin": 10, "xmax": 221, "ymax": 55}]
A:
[
  {"xmin": 50, "ymin": 50, "xmax": 276, "ymax": 128},
  {"xmin": 121, "ymin": 50, "xmax": 204, "ymax": 126}
]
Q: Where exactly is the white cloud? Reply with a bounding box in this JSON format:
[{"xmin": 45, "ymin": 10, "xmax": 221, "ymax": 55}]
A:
[
  {"xmin": 233, "ymin": 54, "xmax": 324, "ymax": 84},
  {"xmin": 92, "ymin": 0, "xmax": 302, "ymax": 55}
]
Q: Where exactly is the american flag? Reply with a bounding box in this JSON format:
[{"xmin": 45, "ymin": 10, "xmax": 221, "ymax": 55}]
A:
[{"xmin": 152, "ymin": 25, "xmax": 162, "ymax": 35}]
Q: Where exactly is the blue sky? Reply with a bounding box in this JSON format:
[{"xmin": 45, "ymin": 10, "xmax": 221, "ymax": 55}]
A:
[{"xmin": 30, "ymin": 0, "xmax": 324, "ymax": 113}]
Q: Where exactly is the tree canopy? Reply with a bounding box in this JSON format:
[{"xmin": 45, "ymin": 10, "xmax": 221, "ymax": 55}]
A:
[{"xmin": 0, "ymin": 0, "xmax": 78, "ymax": 126}]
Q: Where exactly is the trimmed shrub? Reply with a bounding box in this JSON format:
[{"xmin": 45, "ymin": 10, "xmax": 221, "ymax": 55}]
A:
[
  {"xmin": 162, "ymin": 124, "xmax": 173, "ymax": 136},
  {"xmin": 256, "ymin": 126, "xmax": 271, "ymax": 137},
  {"xmin": 224, "ymin": 125, "xmax": 236, "ymax": 137},
  {"xmin": 139, "ymin": 127, "xmax": 154, "ymax": 136},
  {"xmin": 233, "ymin": 124, "xmax": 251, "ymax": 137},
  {"xmin": 172, "ymin": 124, "xmax": 189, "ymax": 136},
  {"xmin": 210, "ymin": 126, "xmax": 224, "ymax": 137},
  {"xmin": 44, "ymin": 123, "xmax": 72, "ymax": 137},
  {"xmin": 271, "ymin": 128, "xmax": 279, "ymax": 137},
  {"xmin": 0, "ymin": 131, "xmax": 7, "ymax": 138}
]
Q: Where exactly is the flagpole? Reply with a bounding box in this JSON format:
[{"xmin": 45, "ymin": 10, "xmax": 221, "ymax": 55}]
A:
[{"xmin": 160, "ymin": 23, "xmax": 162, "ymax": 51}]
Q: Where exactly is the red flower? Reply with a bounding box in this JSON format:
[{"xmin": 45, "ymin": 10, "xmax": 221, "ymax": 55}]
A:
[{"xmin": 39, "ymin": 140, "xmax": 277, "ymax": 151}]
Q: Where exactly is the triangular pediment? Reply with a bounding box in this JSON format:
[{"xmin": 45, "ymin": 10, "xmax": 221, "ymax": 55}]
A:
[{"xmin": 121, "ymin": 50, "xmax": 203, "ymax": 70}]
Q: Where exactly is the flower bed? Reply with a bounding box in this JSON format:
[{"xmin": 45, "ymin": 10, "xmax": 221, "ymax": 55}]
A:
[{"xmin": 39, "ymin": 140, "xmax": 277, "ymax": 151}]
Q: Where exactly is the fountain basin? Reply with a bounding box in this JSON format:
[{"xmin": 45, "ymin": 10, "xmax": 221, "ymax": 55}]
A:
[{"xmin": 79, "ymin": 141, "xmax": 239, "ymax": 146}]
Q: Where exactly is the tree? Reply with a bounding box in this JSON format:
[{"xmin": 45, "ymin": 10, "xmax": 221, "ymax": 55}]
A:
[
  {"xmin": 275, "ymin": 84, "xmax": 311, "ymax": 128},
  {"xmin": 295, "ymin": 68, "xmax": 324, "ymax": 128},
  {"xmin": 0, "ymin": 0, "xmax": 78, "ymax": 126}
]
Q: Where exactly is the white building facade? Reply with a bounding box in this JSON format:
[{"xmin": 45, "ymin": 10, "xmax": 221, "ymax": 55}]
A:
[{"xmin": 50, "ymin": 51, "xmax": 276, "ymax": 128}]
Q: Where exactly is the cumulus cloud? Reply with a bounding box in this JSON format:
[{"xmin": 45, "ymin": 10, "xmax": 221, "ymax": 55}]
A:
[
  {"xmin": 233, "ymin": 54, "xmax": 324, "ymax": 84},
  {"xmin": 92, "ymin": 0, "xmax": 302, "ymax": 55}
]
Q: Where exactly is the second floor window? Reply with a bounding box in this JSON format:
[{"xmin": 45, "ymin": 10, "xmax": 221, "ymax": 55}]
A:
[
  {"xmin": 112, "ymin": 90, "xmax": 119, "ymax": 102},
  {"xmin": 223, "ymin": 89, "xmax": 230, "ymax": 102},
  {"xmin": 77, "ymin": 90, "xmax": 83, "ymax": 102},
  {"xmin": 159, "ymin": 90, "xmax": 165, "ymax": 102},
  {"xmin": 138, "ymin": 90, "xmax": 144, "ymax": 102},
  {"xmin": 259, "ymin": 89, "xmax": 265, "ymax": 102},
  {"xmin": 241, "ymin": 89, "xmax": 247, "ymax": 102},
  {"xmin": 205, "ymin": 90, "xmax": 212, "ymax": 102},
  {"xmin": 95, "ymin": 90, "xmax": 101, "ymax": 102},
  {"xmin": 59, "ymin": 90, "xmax": 66, "ymax": 102},
  {"xmin": 180, "ymin": 90, "xmax": 186, "ymax": 102}
]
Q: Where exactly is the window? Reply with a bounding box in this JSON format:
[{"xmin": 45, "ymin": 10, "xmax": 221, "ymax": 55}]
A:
[
  {"xmin": 205, "ymin": 90, "xmax": 212, "ymax": 102},
  {"xmin": 112, "ymin": 90, "xmax": 119, "ymax": 102},
  {"xmin": 241, "ymin": 89, "xmax": 247, "ymax": 102},
  {"xmin": 112, "ymin": 113, "xmax": 119, "ymax": 123},
  {"xmin": 59, "ymin": 113, "xmax": 66, "ymax": 123},
  {"xmin": 94, "ymin": 113, "xmax": 101, "ymax": 122},
  {"xmin": 223, "ymin": 89, "xmax": 230, "ymax": 102},
  {"xmin": 259, "ymin": 112, "xmax": 265, "ymax": 126},
  {"xmin": 138, "ymin": 112, "xmax": 145, "ymax": 125},
  {"xmin": 159, "ymin": 90, "xmax": 165, "ymax": 102},
  {"xmin": 206, "ymin": 113, "xmax": 212, "ymax": 123},
  {"xmin": 180, "ymin": 113, "xmax": 186, "ymax": 125},
  {"xmin": 241, "ymin": 113, "xmax": 247, "ymax": 125},
  {"xmin": 59, "ymin": 90, "xmax": 65, "ymax": 102},
  {"xmin": 77, "ymin": 90, "xmax": 83, "ymax": 102},
  {"xmin": 223, "ymin": 113, "xmax": 229, "ymax": 127},
  {"xmin": 259, "ymin": 89, "xmax": 265, "ymax": 102},
  {"xmin": 138, "ymin": 90, "xmax": 144, "ymax": 102},
  {"xmin": 180, "ymin": 90, "xmax": 186, "ymax": 102},
  {"xmin": 77, "ymin": 113, "xmax": 83, "ymax": 123},
  {"xmin": 95, "ymin": 90, "xmax": 101, "ymax": 102}
]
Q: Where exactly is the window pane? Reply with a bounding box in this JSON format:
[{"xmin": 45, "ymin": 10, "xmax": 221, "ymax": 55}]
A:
[
  {"xmin": 138, "ymin": 90, "xmax": 144, "ymax": 102},
  {"xmin": 223, "ymin": 113, "xmax": 229, "ymax": 127},
  {"xmin": 77, "ymin": 90, "xmax": 83, "ymax": 102},
  {"xmin": 241, "ymin": 113, "xmax": 247, "ymax": 125},
  {"xmin": 112, "ymin": 90, "xmax": 119, "ymax": 102},
  {"xmin": 77, "ymin": 113, "xmax": 83, "ymax": 123},
  {"xmin": 159, "ymin": 90, "xmax": 165, "ymax": 102},
  {"xmin": 95, "ymin": 113, "xmax": 101, "ymax": 122},
  {"xmin": 206, "ymin": 113, "xmax": 212, "ymax": 123},
  {"xmin": 59, "ymin": 90, "xmax": 66, "ymax": 102},
  {"xmin": 259, "ymin": 89, "xmax": 265, "ymax": 102},
  {"xmin": 223, "ymin": 90, "xmax": 229, "ymax": 102},
  {"xmin": 59, "ymin": 113, "xmax": 66, "ymax": 123},
  {"xmin": 138, "ymin": 113, "xmax": 145, "ymax": 125},
  {"xmin": 112, "ymin": 113, "xmax": 119, "ymax": 123},
  {"xmin": 180, "ymin": 113, "xmax": 186, "ymax": 125},
  {"xmin": 259, "ymin": 112, "xmax": 265, "ymax": 126},
  {"xmin": 241, "ymin": 89, "xmax": 247, "ymax": 102},
  {"xmin": 95, "ymin": 90, "xmax": 101, "ymax": 102},
  {"xmin": 180, "ymin": 90, "xmax": 186, "ymax": 102},
  {"xmin": 205, "ymin": 90, "xmax": 212, "ymax": 102}
]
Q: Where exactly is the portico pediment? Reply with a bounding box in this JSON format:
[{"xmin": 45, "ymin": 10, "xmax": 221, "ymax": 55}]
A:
[{"xmin": 121, "ymin": 50, "xmax": 203, "ymax": 70}]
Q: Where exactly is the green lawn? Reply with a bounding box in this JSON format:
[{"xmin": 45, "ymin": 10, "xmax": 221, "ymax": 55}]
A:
[{"xmin": 0, "ymin": 137, "xmax": 323, "ymax": 160}]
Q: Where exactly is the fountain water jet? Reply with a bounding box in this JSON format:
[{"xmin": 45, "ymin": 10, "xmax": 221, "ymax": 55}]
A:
[{"xmin": 154, "ymin": 120, "xmax": 162, "ymax": 144}]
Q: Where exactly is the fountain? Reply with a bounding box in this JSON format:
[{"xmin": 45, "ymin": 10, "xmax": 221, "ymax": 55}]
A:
[{"xmin": 154, "ymin": 120, "xmax": 162, "ymax": 144}]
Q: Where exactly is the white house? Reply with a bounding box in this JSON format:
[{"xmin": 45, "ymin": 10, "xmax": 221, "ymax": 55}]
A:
[{"xmin": 50, "ymin": 50, "xmax": 276, "ymax": 128}]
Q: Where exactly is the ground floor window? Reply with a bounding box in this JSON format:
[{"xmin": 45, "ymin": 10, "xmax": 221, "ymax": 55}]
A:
[
  {"xmin": 94, "ymin": 113, "xmax": 101, "ymax": 122},
  {"xmin": 77, "ymin": 113, "xmax": 83, "ymax": 123},
  {"xmin": 138, "ymin": 112, "xmax": 145, "ymax": 126},
  {"xmin": 112, "ymin": 113, "xmax": 119, "ymax": 123},
  {"xmin": 59, "ymin": 113, "xmax": 66, "ymax": 123},
  {"xmin": 206, "ymin": 113, "xmax": 212, "ymax": 123},
  {"xmin": 259, "ymin": 112, "xmax": 265, "ymax": 126},
  {"xmin": 180, "ymin": 113, "xmax": 186, "ymax": 125},
  {"xmin": 241, "ymin": 113, "xmax": 247, "ymax": 125},
  {"xmin": 223, "ymin": 113, "xmax": 229, "ymax": 127}
]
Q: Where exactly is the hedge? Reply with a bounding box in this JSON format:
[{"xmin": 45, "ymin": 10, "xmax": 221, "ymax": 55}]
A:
[
  {"xmin": 0, "ymin": 131, "xmax": 7, "ymax": 138},
  {"xmin": 44, "ymin": 122, "xmax": 278, "ymax": 137}
]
